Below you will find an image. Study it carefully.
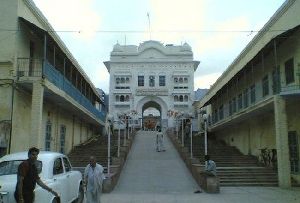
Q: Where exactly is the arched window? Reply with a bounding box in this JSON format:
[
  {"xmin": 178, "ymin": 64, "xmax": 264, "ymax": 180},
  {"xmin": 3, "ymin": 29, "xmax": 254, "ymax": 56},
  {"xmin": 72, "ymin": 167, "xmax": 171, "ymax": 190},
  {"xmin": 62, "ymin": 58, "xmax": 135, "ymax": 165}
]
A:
[
  {"xmin": 179, "ymin": 77, "xmax": 183, "ymax": 83},
  {"xmin": 125, "ymin": 95, "xmax": 130, "ymax": 101},
  {"xmin": 116, "ymin": 78, "xmax": 120, "ymax": 84},
  {"xmin": 179, "ymin": 95, "xmax": 183, "ymax": 102},
  {"xmin": 184, "ymin": 77, "xmax": 188, "ymax": 83},
  {"xmin": 116, "ymin": 95, "xmax": 120, "ymax": 102},
  {"xmin": 149, "ymin": 75, "xmax": 155, "ymax": 87},
  {"xmin": 174, "ymin": 78, "xmax": 178, "ymax": 83},
  {"xmin": 121, "ymin": 77, "xmax": 125, "ymax": 83},
  {"xmin": 174, "ymin": 95, "xmax": 178, "ymax": 102},
  {"xmin": 120, "ymin": 95, "xmax": 125, "ymax": 102},
  {"xmin": 126, "ymin": 77, "xmax": 130, "ymax": 83},
  {"xmin": 184, "ymin": 95, "xmax": 188, "ymax": 101}
]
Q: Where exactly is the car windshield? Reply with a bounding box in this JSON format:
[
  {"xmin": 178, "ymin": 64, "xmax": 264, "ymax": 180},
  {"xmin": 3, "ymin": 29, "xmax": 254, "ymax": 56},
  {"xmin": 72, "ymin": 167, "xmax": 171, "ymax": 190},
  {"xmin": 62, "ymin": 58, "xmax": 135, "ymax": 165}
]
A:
[{"xmin": 0, "ymin": 160, "xmax": 42, "ymax": 176}]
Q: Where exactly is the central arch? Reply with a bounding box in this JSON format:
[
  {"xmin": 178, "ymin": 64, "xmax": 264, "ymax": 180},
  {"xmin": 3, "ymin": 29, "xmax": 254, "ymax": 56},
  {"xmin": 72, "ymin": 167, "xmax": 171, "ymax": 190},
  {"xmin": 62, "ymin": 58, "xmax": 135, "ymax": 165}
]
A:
[{"xmin": 136, "ymin": 96, "xmax": 168, "ymax": 130}]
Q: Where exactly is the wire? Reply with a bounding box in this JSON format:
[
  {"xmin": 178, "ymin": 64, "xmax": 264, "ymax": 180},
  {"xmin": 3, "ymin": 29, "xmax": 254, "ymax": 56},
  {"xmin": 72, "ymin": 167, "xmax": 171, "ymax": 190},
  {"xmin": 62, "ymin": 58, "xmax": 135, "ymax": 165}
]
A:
[{"xmin": 0, "ymin": 28, "xmax": 292, "ymax": 34}]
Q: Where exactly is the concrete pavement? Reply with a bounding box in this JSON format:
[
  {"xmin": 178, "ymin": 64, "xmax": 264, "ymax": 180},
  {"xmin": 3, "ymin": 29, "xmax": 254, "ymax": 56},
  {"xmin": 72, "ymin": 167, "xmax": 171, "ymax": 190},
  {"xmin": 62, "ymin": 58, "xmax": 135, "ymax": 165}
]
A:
[{"xmin": 98, "ymin": 130, "xmax": 300, "ymax": 203}]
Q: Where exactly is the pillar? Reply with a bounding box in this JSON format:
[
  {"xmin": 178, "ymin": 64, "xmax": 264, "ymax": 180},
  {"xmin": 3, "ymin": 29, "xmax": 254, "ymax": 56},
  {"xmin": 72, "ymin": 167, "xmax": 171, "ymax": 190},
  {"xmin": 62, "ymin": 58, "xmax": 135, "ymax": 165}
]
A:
[
  {"xmin": 30, "ymin": 82, "xmax": 44, "ymax": 149},
  {"xmin": 274, "ymin": 95, "xmax": 291, "ymax": 188}
]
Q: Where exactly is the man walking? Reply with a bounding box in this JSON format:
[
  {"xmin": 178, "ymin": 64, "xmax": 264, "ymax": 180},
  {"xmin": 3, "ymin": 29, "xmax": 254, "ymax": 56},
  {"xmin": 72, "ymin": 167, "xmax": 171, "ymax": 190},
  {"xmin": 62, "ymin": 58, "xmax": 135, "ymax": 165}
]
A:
[
  {"xmin": 84, "ymin": 156, "xmax": 105, "ymax": 203},
  {"xmin": 156, "ymin": 127, "xmax": 165, "ymax": 152},
  {"xmin": 14, "ymin": 147, "xmax": 59, "ymax": 203}
]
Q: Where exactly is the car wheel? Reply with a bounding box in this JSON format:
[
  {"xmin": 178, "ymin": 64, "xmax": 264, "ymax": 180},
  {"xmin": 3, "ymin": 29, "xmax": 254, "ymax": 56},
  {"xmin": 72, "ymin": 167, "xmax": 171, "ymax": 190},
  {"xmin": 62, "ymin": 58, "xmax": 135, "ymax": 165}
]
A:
[{"xmin": 75, "ymin": 184, "xmax": 84, "ymax": 203}]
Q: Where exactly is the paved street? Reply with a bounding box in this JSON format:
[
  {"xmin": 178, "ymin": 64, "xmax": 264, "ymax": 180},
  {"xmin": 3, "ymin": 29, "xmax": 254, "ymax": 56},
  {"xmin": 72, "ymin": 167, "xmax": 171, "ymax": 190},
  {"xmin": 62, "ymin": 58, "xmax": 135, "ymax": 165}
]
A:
[{"xmin": 97, "ymin": 131, "xmax": 300, "ymax": 203}]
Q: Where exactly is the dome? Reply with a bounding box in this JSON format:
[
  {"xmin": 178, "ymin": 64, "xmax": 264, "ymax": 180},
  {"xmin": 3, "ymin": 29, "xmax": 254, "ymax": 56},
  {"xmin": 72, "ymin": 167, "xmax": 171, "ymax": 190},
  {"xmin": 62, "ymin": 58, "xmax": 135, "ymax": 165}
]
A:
[
  {"xmin": 181, "ymin": 42, "xmax": 192, "ymax": 52},
  {"xmin": 113, "ymin": 42, "xmax": 123, "ymax": 52}
]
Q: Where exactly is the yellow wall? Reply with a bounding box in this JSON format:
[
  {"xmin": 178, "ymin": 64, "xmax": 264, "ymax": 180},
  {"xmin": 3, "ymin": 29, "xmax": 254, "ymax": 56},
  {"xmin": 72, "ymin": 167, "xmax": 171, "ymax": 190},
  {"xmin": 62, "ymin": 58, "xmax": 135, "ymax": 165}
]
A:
[
  {"xmin": 6, "ymin": 88, "xmax": 100, "ymax": 155},
  {"xmin": 215, "ymin": 111, "xmax": 276, "ymax": 157},
  {"xmin": 287, "ymin": 99, "xmax": 300, "ymax": 183}
]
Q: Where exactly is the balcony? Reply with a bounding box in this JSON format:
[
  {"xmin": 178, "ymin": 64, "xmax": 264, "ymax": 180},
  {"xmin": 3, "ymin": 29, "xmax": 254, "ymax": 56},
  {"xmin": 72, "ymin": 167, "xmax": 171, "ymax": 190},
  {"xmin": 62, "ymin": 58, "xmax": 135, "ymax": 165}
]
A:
[{"xmin": 17, "ymin": 58, "xmax": 105, "ymax": 123}]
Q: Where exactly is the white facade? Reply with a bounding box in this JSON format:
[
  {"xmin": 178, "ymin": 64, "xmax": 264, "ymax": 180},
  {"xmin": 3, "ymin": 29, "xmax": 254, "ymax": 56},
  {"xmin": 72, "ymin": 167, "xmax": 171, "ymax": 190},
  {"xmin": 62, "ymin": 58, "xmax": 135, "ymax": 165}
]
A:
[{"xmin": 104, "ymin": 41, "xmax": 199, "ymax": 128}]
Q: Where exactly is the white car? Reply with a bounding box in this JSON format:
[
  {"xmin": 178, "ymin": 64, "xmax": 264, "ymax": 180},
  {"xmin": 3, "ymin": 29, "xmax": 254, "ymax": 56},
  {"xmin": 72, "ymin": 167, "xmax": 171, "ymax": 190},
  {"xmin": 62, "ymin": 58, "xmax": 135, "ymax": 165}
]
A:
[{"xmin": 0, "ymin": 151, "xmax": 84, "ymax": 203}]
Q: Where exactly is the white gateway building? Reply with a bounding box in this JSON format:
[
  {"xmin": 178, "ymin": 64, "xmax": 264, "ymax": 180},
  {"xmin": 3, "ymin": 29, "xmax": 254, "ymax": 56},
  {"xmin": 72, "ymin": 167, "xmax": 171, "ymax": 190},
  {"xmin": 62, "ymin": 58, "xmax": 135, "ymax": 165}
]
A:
[{"xmin": 104, "ymin": 40, "xmax": 199, "ymax": 128}]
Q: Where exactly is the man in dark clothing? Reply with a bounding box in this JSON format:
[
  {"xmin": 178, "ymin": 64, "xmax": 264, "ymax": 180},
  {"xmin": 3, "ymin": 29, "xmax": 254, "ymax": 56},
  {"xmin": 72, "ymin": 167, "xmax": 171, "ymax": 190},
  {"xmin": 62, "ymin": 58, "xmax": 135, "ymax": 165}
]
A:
[{"xmin": 14, "ymin": 147, "xmax": 58, "ymax": 203}]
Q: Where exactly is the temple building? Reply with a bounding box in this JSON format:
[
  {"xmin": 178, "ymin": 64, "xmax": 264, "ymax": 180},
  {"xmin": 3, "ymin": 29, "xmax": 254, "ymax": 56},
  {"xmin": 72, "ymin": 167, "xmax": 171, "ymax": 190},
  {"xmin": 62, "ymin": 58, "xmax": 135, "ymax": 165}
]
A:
[{"xmin": 104, "ymin": 41, "xmax": 199, "ymax": 129}]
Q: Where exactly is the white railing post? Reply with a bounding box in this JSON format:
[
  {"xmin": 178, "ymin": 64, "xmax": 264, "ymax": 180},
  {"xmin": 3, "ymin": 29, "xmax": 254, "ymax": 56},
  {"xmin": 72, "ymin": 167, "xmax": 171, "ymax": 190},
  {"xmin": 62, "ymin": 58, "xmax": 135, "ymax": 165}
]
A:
[
  {"xmin": 204, "ymin": 119, "xmax": 207, "ymax": 155},
  {"xmin": 190, "ymin": 123, "xmax": 193, "ymax": 158},
  {"xmin": 181, "ymin": 118, "xmax": 184, "ymax": 147},
  {"xmin": 118, "ymin": 122, "xmax": 120, "ymax": 157},
  {"xmin": 107, "ymin": 123, "xmax": 111, "ymax": 177}
]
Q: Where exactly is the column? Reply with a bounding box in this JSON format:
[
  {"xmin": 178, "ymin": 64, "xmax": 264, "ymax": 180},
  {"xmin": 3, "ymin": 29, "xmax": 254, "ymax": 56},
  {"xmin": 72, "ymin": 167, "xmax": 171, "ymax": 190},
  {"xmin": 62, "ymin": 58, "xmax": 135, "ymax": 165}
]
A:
[
  {"xmin": 274, "ymin": 95, "xmax": 291, "ymax": 188},
  {"xmin": 30, "ymin": 82, "xmax": 44, "ymax": 148}
]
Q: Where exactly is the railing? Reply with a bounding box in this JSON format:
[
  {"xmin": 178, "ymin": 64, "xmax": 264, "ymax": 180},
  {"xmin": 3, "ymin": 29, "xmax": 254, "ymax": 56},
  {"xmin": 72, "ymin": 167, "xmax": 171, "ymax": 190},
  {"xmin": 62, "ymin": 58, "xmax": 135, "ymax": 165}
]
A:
[
  {"xmin": 209, "ymin": 80, "xmax": 300, "ymax": 126},
  {"xmin": 17, "ymin": 58, "xmax": 43, "ymax": 77},
  {"xmin": 17, "ymin": 58, "xmax": 105, "ymax": 122},
  {"xmin": 43, "ymin": 60, "xmax": 105, "ymax": 122},
  {"xmin": 280, "ymin": 84, "xmax": 300, "ymax": 94}
]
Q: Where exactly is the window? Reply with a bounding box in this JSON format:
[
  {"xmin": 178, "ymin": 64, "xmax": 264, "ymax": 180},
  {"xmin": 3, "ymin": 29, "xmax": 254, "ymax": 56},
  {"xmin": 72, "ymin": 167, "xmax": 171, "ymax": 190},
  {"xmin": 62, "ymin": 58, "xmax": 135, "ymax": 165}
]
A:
[
  {"xmin": 121, "ymin": 77, "xmax": 125, "ymax": 83},
  {"xmin": 288, "ymin": 131, "xmax": 299, "ymax": 173},
  {"xmin": 53, "ymin": 158, "xmax": 63, "ymax": 175},
  {"xmin": 63, "ymin": 157, "xmax": 71, "ymax": 172},
  {"xmin": 262, "ymin": 75, "xmax": 269, "ymax": 97},
  {"xmin": 60, "ymin": 125, "xmax": 66, "ymax": 154},
  {"xmin": 174, "ymin": 95, "xmax": 178, "ymax": 102},
  {"xmin": 250, "ymin": 84, "xmax": 256, "ymax": 104},
  {"xmin": 179, "ymin": 95, "xmax": 183, "ymax": 102},
  {"xmin": 219, "ymin": 105, "xmax": 224, "ymax": 120},
  {"xmin": 184, "ymin": 77, "xmax": 188, "ymax": 83},
  {"xmin": 184, "ymin": 95, "xmax": 188, "ymax": 101},
  {"xmin": 285, "ymin": 58, "xmax": 295, "ymax": 84},
  {"xmin": 243, "ymin": 89, "xmax": 248, "ymax": 108},
  {"xmin": 214, "ymin": 109, "xmax": 218, "ymax": 122},
  {"xmin": 138, "ymin": 76, "xmax": 144, "ymax": 86},
  {"xmin": 0, "ymin": 160, "xmax": 42, "ymax": 175},
  {"xmin": 272, "ymin": 68, "xmax": 280, "ymax": 94},
  {"xmin": 229, "ymin": 100, "xmax": 232, "ymax": 116},
  {"xmin": 238, "ymin": 93, "xmax": 243, "ymax": 110},
  {"xmin": 159, "ymin": 75, "xmax": 166, "ymax": 86},
  {"xmin": 232, "ymin": 97, "xmax": 236, "ymax": 113},
  {"xmin": 120, "ymin": 95, "xmax": 125, "ymax": 102},
  {"xmin": 149, "ymin": 76, "xmax": 155, "ymax": 87},
  {"xmin": 45, "ymin": 121, "xmax": 52, "ymax": 151}
]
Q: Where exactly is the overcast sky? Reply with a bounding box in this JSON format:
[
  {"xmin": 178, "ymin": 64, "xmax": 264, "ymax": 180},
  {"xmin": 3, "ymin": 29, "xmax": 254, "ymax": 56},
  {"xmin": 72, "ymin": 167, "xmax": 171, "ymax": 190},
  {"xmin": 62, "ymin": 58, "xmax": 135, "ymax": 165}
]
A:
[{"xmin": 33, "ymin": 0, "xmax": 286, "ymax": 93}]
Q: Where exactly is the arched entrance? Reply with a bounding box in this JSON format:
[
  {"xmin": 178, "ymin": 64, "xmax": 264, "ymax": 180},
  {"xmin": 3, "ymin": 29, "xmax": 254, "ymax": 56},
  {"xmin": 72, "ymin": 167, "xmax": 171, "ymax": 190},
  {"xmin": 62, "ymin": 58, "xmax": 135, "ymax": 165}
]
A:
[
  {"xmin": 136, "ymin": 96, "xmax": 168, "ymax": 130},
  {"xmin": 142, "ymin": 101, "xmax": 161, "ymax": 130}
]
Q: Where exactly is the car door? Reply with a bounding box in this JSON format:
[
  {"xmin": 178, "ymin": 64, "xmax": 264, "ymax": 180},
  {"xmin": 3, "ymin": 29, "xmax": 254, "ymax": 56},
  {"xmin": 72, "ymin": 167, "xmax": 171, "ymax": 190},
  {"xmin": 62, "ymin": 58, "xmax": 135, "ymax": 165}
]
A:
[
  {"xmin": 62, "ymin": 157, "xmax": 77, "ymax": 201},
  {"xmin": 52, "ymin": 157, "xmax": 70, "ymax": 203}
]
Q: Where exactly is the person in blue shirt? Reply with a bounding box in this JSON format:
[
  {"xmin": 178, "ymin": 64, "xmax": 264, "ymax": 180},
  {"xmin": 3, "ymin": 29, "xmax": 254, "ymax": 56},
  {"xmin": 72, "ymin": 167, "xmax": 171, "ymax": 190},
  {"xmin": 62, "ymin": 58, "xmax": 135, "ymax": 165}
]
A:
[{"xmin": 204, "ymin": 155, "xmax": 217, "ymax": 176}]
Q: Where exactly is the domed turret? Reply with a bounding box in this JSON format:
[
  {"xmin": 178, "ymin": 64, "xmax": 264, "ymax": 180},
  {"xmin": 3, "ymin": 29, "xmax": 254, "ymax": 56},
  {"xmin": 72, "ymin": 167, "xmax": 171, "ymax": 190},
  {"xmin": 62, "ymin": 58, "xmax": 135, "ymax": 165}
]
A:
[
  {"xmin": 113, "ymin": 42, "xmax": 123, "ymax": 52},
  {"xmin": 181, "ymin": 42, "xmax": 192, "ymax": 52}
]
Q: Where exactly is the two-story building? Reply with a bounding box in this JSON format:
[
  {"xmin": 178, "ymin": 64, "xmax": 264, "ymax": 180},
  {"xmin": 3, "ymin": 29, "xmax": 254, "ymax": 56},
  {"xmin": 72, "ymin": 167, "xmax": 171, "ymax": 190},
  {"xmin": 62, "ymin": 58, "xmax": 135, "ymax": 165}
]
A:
[
  {"xmin": 0, "ymin": 0, "xmax": 106, "ymax": 156},
  {"xmin": 104, "ymin": 41, "xmax": 199, "ymax": 128},
  {"xmin": 195, "ymin": 0, "xmax": 300, "ymax": 188}
]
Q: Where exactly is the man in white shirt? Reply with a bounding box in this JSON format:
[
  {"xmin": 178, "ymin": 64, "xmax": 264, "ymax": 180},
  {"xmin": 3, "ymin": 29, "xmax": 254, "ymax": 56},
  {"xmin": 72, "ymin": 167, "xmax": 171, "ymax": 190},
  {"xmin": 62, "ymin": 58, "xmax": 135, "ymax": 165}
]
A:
[
  {"xmin": 156, "ymin": 127, "xmax": 165, "ymax": 152},
  {"xmin": 84, "ymin": 156, "xmax": 105, "ymax": 203}
]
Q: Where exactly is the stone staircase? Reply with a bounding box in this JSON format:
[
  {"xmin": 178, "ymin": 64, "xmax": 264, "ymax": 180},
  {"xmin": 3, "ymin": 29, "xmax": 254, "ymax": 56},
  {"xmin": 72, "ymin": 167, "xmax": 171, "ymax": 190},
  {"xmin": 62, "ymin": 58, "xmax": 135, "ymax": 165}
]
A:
[
  {"xmin": 68, "ymin": 133, "xmax": 120, "ymax": 168},
  {"xmin": 191, "ymin": 136, "xmax": 279, "ymax": 186}
]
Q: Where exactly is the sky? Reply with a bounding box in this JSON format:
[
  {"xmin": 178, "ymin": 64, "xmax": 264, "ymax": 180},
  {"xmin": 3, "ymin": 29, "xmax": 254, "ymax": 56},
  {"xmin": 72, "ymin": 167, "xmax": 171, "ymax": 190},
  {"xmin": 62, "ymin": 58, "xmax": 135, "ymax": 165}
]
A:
[{"xmin": 32, "ymin": 0, "xmax": 286, "ymax": 93}]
